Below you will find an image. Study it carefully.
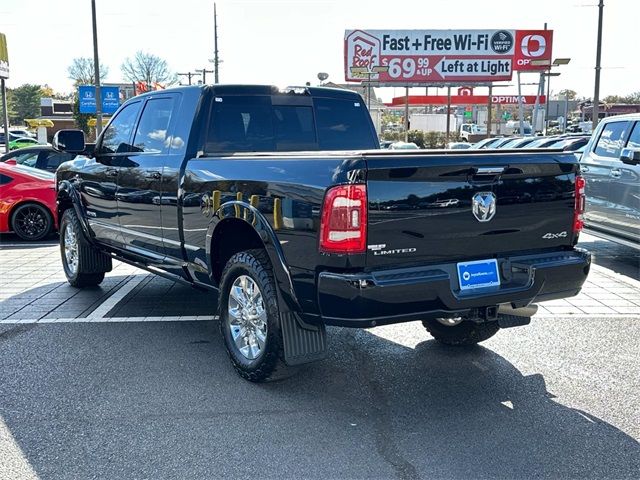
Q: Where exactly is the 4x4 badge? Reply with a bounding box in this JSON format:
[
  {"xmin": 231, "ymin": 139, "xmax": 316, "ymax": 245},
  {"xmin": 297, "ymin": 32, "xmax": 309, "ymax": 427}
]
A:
[{"xmin": 472, "ymin": 192, "xmax": 497, "ymax": 222}]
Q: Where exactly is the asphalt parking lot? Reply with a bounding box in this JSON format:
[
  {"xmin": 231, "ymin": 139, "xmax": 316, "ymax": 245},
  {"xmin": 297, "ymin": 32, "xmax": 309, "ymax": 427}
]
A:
[{"xmin": 1, "ymin": 232, "xmax": 639, "ymax": 479}]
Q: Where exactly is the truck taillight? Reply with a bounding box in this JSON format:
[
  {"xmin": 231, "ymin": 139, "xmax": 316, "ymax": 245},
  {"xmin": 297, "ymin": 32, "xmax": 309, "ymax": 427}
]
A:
[
  {"xmin": 319, "ymin": 184, "xmax": 367, "ymax": 254},
  {"xmin": 573, "ymin": 175, "xmax": 586, "ymax": 233}
]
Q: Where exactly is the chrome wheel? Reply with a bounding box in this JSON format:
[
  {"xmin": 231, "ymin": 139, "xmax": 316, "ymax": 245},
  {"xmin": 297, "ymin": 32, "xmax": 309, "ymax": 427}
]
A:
[
  {"xmin": 13, "ymin": 205, "xmax": 49, "ymax": 240},
  {"xmin": 227, "ymin": 275, "xmax": 267, "ymax": 360},
  {"xmin": 63, "ymin": 223, "xmax": 79, "ymax": 275}
]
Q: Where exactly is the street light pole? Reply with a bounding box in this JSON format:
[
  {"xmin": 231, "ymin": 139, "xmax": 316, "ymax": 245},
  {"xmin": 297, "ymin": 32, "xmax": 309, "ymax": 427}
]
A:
[
  {"xmin": 592, "ymin": 0, "xmax": 604, "ymax": 129},
  {"xmin": 91, "ymin": 0, "xmax": 103, "ymax": 137}
]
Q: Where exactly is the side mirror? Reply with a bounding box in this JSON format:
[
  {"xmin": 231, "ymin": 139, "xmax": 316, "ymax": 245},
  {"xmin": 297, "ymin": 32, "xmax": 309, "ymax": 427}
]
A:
[
  {"xmin": 52, "ymin": 130, "xmax": 86, "ymax": 153},
  {"xmin": 620, "ymin": 148, "xmax": 640, "ymax": 166}
]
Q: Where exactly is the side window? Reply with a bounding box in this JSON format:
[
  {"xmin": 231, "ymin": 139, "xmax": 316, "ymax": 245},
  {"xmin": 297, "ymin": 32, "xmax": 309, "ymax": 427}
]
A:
[
  {"xmin": 0, "ymin": 173, "xmax": 13, "ymax": 185},
  {"xmin": 39, "ymin": 151, "xmax": 75, "ymax": 171},
  {"xmin": 593, "ymin": 121, "xmax": 629, "ymax": 158},
  {"xmin": 13, "ymin": 152, "xmax": 39, "ymax": 167},
  {"xmin": 626, "ymin": 122, "xmax": 640, "ymax": 150},
  {"xmin": 206, "ymin": 96, "xmax": 275, "ymax": 153},
  {"xmin": 132, "ymin": 97, "xmax": 175, "ymax": 153},
  {"xmin": 100, "ymin": 101, "xmax": 141, "ymax": 154}
]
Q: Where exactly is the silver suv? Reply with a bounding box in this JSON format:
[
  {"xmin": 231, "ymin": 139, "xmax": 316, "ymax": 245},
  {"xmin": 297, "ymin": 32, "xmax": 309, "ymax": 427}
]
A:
[{"xmin": 580, "ymin": 114, "xmax": 640, "ymax": 247}]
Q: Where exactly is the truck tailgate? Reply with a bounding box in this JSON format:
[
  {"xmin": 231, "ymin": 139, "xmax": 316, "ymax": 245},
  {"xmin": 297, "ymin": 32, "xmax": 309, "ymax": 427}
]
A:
[{"xmin": 364, "ymin": 151, "xmax": 579, "ymax": 268}]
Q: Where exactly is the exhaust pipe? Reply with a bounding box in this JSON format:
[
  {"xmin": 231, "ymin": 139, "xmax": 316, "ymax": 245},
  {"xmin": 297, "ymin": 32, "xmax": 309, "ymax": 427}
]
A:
[{"xmin": 497, "ymin": 304, "xmax": 538, "ymax": 329}]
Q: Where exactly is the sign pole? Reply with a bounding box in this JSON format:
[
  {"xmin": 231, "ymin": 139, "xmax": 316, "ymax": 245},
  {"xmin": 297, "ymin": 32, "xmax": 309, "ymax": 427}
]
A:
[
  {"xmin": 1, "ymin": 78, "xmax": 9, "ymax": 153},
  {"xmin": 404, "ymin": 86, "xmax": 409, "ymax": 142},
  {"xmin": 517, "ymin": 71, "xmax": 525, "ymax": 135},
  {"xmin": 91, "ymin": 0, "xmax": 103, "ymax": 138},
  {"xmin": 532, "ymin": 72, "xmax": 542, "ymax": 135},
  {"xmin": 446, "ymin": 86, "xmax": 451, "ymax": 143},
  {"xmin": 592, "ymin": 0, "xmax": 604, "ymax": 129},
  {"xmin": 487, "ymin": 85, "xmax": 493, "ymax": 137}
]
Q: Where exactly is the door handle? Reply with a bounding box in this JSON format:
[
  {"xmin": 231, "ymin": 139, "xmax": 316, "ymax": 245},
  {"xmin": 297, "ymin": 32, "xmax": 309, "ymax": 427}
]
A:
[
  {"xmin": 145, "ymin": 171, "xmax": 162, "ymax": 180},
  {"xmin": 610, "ymin": 169, "xmax": 622, "ymax": 178},
  {"xmin": 106, "ymin": 169, "xmax": 118, "ymax": 177}
]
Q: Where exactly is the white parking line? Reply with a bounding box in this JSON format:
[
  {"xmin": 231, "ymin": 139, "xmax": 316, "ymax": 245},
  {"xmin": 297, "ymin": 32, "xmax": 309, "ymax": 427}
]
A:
[
  {"xmin": 0, "ymin": 316, "xmax": 217, "ymax": 324},
  {"xmin": 86, "ymin": 274, "xmax": 150, "ymax": 319}
]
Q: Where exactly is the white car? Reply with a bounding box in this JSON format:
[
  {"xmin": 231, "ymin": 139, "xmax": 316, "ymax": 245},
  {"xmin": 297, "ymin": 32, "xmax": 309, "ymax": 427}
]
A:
[{"xmin": 389, "ymin": 141, "xmax": 419, "ymax": 150}]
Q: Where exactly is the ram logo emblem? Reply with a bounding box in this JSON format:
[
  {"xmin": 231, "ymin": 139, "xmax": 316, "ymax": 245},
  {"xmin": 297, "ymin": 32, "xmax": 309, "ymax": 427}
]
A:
[{"xmin": 472, "ymin": 192, "xmax": 497, "ymax": 222}]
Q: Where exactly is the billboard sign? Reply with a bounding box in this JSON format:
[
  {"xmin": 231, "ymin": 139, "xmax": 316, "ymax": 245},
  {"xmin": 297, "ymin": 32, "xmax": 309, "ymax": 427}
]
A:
[
  {"xmin": 78, "ymin": 86, "xmax": 120, "ymax": 114},
  {"xmin": 345, "ymin": 29, "xmax": 516, "ymax": 84},
  {"xmin": 0, "ymin": 33, "xmax": 9, "ymax": 79},
  {"xmin": 386, "ymin": 95, "xmax": 546, "ymax": 107},
  {"xmin": 513, "ymin": 30, "xmax": 554, "ymax": 70}
]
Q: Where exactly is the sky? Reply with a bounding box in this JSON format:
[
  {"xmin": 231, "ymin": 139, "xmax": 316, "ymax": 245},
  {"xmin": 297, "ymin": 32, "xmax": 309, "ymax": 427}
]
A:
[{"xmin": 0, "ymin": 0, "xmax": 637, "ymax": 102}]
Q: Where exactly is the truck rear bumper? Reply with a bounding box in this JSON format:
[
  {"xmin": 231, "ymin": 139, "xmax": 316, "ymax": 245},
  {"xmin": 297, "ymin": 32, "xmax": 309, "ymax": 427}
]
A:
[{"xmin": 316, "ymin": 249, "xmax": 591, "ymax": 327}]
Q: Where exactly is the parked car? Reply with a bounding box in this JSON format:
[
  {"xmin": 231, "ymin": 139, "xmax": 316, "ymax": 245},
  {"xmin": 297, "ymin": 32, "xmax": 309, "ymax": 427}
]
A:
[
  {"xmin": 9, "ymin": 128, "xmax": 36, "ymax": 139},
  {"xmin": 0, "ymin": 162, "xmax": 58, "ymax": 240},
  {"xmin": 526, "ymin": 136, "xmax": 566, "ymax": 149},
  {"xmin": 469, "ymin": 137, "xmax": 503, "ymax": 149},
  {"xmin": 8, "ymin": 137, "xmax": 40, "ymax": 150},
  {"xmin": 446, "ymin": 142, "xmax": 472, "ymax": 150},
  {"xmin": 389, "ymin": 141, "xmax": 419, "ymax": 150},
  {"xmin": 1, "ymin": 146, "xmax": 79, "ymax": 173},
  {"xmin": 580, "ymin": 113, "xmax": 639, "ymax": 247},
  {"xmin": 490, "ymin": 137, "xmax": 521, "ymax": 148},
  {"xmin": 379, "ymin": 140, "xmax": 393, "ymax": 149},
  {"xmin": 0, "ymin": 131, "xmax": 28, "ymax": 147},
  {"xmin": 545, "ymin": 136, "xmax": 590, "ymax": 152},
  {"xmin": 53, "ymin": 85, "xmax": 590, "ymax": 382},
  {"xmin": 499, "ymin": 137, "xmax": 539, "ymax": 149}
]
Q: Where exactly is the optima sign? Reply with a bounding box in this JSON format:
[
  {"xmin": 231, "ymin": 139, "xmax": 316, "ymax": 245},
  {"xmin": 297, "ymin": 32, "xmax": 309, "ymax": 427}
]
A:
[{"xmin": 345, "ymin": 29, "xmax": 553, "ymax": 83}]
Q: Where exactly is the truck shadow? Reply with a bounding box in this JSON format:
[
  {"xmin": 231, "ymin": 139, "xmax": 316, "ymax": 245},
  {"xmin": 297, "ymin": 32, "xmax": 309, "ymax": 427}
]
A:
[
  {"xmin": 267, "ymin": 327, "xmax": 640, "ymax": 479},
  {"xmin": 0, "ymin": 320, "xmax": 638, "ymax": 479}
]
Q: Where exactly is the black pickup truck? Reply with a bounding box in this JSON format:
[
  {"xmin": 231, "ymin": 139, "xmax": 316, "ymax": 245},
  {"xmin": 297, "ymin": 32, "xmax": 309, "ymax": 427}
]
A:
[{"xmin": 54, "ymin": 85, "xmax": 590, "ymax": 381}]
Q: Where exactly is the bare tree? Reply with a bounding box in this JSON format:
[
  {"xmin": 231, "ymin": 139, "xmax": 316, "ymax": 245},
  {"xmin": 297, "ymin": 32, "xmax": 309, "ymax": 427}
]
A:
[
  {"xmin": 67, "ymin": 57, "xmax": 109, "ymax": 86},
  {"xmin": 120, "ymin": 51, "xmax": 177, "ymax": 87}
]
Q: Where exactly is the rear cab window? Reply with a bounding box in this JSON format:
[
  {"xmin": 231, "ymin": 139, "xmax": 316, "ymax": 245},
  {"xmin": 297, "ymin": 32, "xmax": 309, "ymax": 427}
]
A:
[{"xmin": 204, "ymin": 91, "xmax": 377, "ymax": 154}]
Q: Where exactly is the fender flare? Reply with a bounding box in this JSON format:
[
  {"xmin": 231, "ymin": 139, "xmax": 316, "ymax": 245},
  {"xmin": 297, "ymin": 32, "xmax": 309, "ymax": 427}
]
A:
[
  {"xmin": 205, "ymin": 200, "xmax": 302, "ymax": 314},
  {"xmin": 56, "ymin": 180, "xmax": 94, "ymax": 243}
]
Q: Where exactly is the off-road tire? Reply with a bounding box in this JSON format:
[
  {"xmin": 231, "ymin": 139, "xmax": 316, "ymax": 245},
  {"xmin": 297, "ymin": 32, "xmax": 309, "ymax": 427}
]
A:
[
  {"xmin": 59, "ymin": 209, "xmax": 111, "ymax": 288},
  {"xmin": 423, "ymin": 318, "xmax": 500, "ymax": 346},
  {"xmin": 11, "ymin": 202, "xmax": 53, "ymax": 241},
  {"xmin": 219, "ymin": 249, "xmax": 284, "ymax": 382}
]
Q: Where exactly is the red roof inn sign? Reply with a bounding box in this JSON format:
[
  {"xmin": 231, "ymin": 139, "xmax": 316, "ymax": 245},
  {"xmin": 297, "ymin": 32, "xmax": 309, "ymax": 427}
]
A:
[{"xmin": 345, "ymin": 29, "xmax": 553, "ymax": 84}]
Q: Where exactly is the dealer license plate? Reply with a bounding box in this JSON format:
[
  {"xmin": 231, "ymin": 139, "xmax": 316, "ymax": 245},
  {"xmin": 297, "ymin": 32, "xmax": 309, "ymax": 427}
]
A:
[{"xmin": 457, "ymin": 259, "xmax": 501, "ymax": 291}]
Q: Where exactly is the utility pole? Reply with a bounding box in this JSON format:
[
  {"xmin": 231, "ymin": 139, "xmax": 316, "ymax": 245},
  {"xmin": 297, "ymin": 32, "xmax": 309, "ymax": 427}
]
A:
[
  {"xmin": 91, "ymin": 0, "xmax": 103, "ymax": 137},
  {"xmin": 1, "ymin": 78, "xmax": 9, "ymax": 153},
  {"xmin": 592, "ymin": 0, "xmax": 604, "ymax": 129},
  {"xmin": 177, "ymin": 71, "xmax": 200, "ymax": 85},
  {"xmin": 196, "ymin": 68, "xmax": 214, "ymax": 84},
  {"xmin": 213, "ymin": 2, "xmax": 220, "ymax": 83}
]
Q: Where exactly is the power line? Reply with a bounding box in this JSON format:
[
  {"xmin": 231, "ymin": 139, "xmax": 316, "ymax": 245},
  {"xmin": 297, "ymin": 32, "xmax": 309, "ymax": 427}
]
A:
[{"xmin": 177, "ymin": 71, "xmax": 200, "ymax": 85}]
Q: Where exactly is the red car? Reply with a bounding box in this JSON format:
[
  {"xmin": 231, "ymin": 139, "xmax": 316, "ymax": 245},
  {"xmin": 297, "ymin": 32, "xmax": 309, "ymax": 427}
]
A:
[{"xmin": 0, "ymin": 162, "xmax": 58, "ymax": 240}]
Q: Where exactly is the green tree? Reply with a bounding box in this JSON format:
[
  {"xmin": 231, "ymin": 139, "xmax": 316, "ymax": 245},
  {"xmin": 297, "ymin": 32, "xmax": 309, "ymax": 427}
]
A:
[{"xmin": 7, "ymin": 84, "xmax": 41, "ymax": 124}]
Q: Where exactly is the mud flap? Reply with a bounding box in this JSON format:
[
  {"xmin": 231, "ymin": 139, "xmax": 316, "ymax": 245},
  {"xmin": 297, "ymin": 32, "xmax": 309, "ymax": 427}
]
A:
[{"xmin": 280, "ymin": 312, "xmax": 327, "ymax": 366}]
